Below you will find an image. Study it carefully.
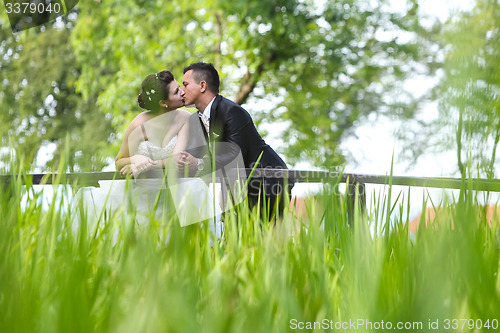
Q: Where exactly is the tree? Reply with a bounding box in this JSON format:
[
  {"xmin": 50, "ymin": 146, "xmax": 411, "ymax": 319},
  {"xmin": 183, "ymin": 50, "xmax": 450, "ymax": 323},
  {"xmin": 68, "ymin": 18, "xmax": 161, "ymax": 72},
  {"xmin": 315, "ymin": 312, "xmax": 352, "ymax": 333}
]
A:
[
  {"xmin": 268, "ymin": 0, "xmax": 440, "ymax": 167},
  {"xmin": 0, "ymin": 11, "xmax": 113, "ymax": 172},
  {"xmin": 443, "ymin": 0, "xmax": 500, "ymax": 179},
  {"xmin": 1, "ymin": 0, "xmax": 438, "ymax": 171},
  {"xmin": 402, "ymin": 0, "xmax": 500, "ymax": 178},
  {"xmin": 71, "ymin": 0, "xmax": 437, "ymax": 169}
]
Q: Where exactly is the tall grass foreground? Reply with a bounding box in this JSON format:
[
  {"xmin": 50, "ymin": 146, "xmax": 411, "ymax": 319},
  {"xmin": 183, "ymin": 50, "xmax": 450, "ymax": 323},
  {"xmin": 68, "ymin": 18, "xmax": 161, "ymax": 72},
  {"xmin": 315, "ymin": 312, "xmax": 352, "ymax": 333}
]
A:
[{"xmin": 0, "ymin": 167, "xmax": 499, "ymax": 333}]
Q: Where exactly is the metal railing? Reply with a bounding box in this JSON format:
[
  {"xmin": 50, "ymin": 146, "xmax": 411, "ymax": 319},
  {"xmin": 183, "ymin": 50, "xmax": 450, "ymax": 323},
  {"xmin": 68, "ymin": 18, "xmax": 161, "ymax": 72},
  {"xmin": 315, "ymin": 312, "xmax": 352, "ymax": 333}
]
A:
[
  {"xmin": 2, "ymin": 169, "xmax": 500, "ymax": 192},
  {"xmin": 3, "ymin": 169, "xmax": 499, "ymax": 223}
]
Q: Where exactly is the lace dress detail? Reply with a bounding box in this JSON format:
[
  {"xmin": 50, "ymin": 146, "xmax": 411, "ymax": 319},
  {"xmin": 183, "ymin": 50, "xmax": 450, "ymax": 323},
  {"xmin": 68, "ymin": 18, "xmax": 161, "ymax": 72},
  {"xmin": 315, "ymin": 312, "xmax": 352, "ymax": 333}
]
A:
[{"xmin": 137, "ymin": 136, "xmax": 177, "ymax": 160}]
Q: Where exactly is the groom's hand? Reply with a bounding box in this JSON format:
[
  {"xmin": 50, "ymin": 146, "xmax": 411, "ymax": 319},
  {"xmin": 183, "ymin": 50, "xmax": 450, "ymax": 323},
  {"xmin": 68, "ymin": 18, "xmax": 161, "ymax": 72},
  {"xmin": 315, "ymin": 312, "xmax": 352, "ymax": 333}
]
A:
[{"xmin": 176, "ymin": 151, "xmax": 198, "ymax": 174}]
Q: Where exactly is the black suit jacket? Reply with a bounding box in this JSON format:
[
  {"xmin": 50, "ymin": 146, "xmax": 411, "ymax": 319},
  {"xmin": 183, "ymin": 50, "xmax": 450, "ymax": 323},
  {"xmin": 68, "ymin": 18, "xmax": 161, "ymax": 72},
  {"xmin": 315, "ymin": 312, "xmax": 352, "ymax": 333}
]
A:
[{"xmin": 186, "ymin": 95, "xmax": 291, "ymax": 197}]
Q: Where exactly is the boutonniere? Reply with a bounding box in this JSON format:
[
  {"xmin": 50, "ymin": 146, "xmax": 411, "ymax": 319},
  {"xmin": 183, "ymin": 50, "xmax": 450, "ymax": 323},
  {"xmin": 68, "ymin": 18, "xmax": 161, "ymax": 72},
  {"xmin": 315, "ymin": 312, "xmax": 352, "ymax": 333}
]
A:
[{"xmin": 212, "ymin": 132, "xmax": 220, "ymax": 138}]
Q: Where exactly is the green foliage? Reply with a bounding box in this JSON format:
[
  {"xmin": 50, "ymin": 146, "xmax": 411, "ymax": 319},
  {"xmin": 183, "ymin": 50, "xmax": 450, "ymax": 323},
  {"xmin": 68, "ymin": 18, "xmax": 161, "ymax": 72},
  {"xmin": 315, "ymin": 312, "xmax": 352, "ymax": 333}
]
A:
[
  {"xmin": 262, "ymin": 0, "xmax": 439, "ymax": 168},
  {"xmin": 441, "ymin": 0, "xmax": 500, "ymax": 178},
  {"xmin": 0, "ymin": 12, "xmax": 113, "ymax": 172},
  {"xmin": 70, "ymin": 0, "xmax": 437, "ymax": 169},
  {"xmin": 402, "ymin": 0, "xmax": 500, "ymax": 178},
  {"xmin": 0, "ymin": 166, "xmax": 499, "ymax": 332},
  {"xmin": 2, "ymin": 0, "xmax": 439, "ymax": 171}
]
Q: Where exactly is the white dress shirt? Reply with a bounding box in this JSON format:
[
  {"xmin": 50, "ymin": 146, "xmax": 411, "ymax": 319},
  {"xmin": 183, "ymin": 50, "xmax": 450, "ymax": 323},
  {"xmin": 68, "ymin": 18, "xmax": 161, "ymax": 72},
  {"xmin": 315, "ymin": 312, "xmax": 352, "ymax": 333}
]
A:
[{"xmin": 199, "ymin": 96, "xmax": 215, "ymax": 133}]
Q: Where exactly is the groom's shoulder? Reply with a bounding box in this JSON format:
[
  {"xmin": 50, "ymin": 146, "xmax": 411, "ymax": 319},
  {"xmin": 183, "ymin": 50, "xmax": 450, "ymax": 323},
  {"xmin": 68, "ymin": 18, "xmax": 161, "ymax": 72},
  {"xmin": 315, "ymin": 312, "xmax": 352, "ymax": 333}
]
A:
[
  {"xmin": 188, "ymin": 111, "xmax": 199, "ymax": 123},
  {"xmin": 218, "ymin": 95, "xmax": 241, "ymax": 108},
  {"xmin": 217, "ymin": 95, "xmax": 249, "ymax": 116}
]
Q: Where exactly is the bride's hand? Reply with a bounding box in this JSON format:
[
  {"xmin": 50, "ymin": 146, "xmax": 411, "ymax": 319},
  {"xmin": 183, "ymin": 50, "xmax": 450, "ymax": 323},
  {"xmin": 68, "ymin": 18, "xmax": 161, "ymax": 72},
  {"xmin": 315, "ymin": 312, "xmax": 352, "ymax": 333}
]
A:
[
  {"xmin": 121, "ymin": 155, "xmax": 157, "ymax": 177},
  {"xmin": 121, "ymin": 162, "xmax": 154, "ymax": 177},
  {"xmin": 131, "ymin": 155, "xmax": 157, "ymax": 169},
  {"xmin": 120, "ymin": 164, "xmax": 135, "ymax": 177}
]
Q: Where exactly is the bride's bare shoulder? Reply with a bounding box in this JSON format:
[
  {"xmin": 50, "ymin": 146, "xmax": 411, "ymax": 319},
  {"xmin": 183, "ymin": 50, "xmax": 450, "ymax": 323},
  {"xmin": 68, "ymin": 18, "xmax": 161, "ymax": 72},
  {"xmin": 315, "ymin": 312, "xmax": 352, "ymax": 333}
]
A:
[
  {"xmin": 130, "ymin": 111, "xmax": 150, "ymax": 126},
  {"xmin": 125, "ymin": 111, "xmax": 150, "ymax": 134},
  {"xmin": 173, "ymin": 109, "xmax": 193, "ymax": 123},
  {"xmin": 176, "ymin": 109, "xmax": 192, "ymax": 118}
]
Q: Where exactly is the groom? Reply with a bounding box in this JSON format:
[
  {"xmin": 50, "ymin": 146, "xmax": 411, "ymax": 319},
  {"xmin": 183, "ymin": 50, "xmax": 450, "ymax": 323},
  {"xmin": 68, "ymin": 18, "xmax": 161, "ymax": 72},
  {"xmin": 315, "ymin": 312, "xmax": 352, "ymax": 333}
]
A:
[{"xmin": 177, "ymin": 62, "xmax": 293, "ymax": 219}]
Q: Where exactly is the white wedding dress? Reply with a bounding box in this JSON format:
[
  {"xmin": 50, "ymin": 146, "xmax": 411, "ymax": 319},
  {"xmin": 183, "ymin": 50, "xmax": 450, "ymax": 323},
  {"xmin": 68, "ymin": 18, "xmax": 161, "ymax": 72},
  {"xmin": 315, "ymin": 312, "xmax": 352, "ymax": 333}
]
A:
[{"xmin": 71, "ymin": 135, "xmax": 223, "ymax": 239}]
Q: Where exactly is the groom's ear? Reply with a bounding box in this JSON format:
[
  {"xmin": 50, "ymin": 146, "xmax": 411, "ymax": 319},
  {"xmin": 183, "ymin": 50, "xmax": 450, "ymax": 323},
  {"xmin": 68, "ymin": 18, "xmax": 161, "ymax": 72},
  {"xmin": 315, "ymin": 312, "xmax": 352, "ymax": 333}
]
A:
[{"xmin": 200, "ymin": 81, "xmax": 207, "ymax": 93}]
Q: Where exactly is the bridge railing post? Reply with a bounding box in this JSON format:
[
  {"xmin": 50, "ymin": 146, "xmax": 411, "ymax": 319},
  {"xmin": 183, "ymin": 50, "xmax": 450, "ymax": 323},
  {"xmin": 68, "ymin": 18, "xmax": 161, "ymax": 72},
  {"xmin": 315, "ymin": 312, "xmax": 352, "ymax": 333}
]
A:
[{"xmin": 346, "ymin": 179, "xmax": 366, "ymax": 226}]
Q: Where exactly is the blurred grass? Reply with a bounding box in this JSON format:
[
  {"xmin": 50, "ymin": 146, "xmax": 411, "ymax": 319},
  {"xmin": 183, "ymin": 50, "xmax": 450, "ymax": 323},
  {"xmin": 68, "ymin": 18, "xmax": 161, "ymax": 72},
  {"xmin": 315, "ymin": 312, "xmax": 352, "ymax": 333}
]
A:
[{"xmin": 0, "ymin": 164, "xmax": 499, "ymax": 333}]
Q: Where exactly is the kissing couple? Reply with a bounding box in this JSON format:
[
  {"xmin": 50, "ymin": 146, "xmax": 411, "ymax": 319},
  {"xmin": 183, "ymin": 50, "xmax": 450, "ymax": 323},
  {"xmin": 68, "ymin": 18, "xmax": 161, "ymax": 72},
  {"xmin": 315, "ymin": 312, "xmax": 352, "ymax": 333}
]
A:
[{"xmin": 75, "ymin": 62, "xmax": 293, "ymax": 238}]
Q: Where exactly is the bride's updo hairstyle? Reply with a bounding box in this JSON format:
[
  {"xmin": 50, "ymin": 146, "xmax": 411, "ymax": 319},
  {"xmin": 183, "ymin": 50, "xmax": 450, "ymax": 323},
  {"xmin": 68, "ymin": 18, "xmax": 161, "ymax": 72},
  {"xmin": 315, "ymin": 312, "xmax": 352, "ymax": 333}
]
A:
[{"xmin": 137, "ymin": 70, "xmax": 175, "ymax": 111}]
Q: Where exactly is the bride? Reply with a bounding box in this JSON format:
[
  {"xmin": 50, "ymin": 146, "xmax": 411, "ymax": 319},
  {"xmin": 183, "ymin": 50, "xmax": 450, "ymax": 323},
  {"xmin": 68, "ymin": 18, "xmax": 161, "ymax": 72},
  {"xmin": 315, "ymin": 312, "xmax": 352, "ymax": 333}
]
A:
[
  {"xmin": 73, "ymin": 71, "xmax": 223, "ymax": 238},
  {"xmin": 116, "ymin": 71, "xmax": 187, "ymax": 179}
]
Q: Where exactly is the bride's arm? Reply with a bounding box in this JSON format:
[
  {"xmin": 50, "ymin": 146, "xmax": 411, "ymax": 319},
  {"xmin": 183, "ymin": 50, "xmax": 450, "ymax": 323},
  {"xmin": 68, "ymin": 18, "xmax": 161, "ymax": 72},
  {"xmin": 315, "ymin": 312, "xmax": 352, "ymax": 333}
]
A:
[
  {"xmin": 115, "ymin": 115, "xmax": 156, "ymax": 174},
  {"xmin": 115, "ymin": 124, "xmax": 135, "ymax": 171},
  {"xmin": 173, "ymin": 120, "xmax": 189, "ymax": 155}
]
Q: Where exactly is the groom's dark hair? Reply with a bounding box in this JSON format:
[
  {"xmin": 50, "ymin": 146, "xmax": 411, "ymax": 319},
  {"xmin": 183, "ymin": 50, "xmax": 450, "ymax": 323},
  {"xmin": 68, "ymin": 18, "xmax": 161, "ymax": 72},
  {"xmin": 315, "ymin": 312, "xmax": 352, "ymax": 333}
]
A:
[{"xmin": 184, "ymin": 62, "xmax": 220, "ymax": 94}]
